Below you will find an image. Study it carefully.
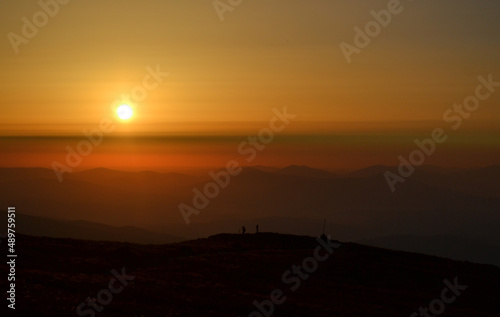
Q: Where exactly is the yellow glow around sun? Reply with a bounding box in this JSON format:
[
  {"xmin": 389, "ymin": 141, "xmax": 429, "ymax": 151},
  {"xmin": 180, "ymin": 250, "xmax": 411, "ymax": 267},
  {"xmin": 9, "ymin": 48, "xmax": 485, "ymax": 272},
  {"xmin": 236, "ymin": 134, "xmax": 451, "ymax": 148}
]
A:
[{"xmin": 117, "ymin": 104, "xmax": 133, "ymax": 120}]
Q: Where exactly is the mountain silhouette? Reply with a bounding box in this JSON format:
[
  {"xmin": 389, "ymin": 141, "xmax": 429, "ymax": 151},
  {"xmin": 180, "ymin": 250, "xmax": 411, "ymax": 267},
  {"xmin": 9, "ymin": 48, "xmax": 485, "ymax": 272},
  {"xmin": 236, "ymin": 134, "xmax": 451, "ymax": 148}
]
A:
[
  {"xmin": 2, "ymin": 232, "xmax": 498, "ymax": 316},
  {"xmin": 1, "ymin": 165, "xmax": 499, "ymax": 265}
]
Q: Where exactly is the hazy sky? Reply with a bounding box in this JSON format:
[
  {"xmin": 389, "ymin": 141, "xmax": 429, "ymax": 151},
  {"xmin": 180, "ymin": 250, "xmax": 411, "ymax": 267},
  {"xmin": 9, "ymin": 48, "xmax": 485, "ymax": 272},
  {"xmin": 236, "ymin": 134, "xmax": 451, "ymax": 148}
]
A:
[{"xmin": 1, "ymin": 0, "xmax": 499, "ymax": 171}]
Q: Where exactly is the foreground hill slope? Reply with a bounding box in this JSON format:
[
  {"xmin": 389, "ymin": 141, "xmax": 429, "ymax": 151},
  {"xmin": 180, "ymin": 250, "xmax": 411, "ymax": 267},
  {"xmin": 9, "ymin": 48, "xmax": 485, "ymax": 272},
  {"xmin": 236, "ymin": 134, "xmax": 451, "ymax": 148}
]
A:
[{"xmin": 1, "ymin": 233, "xmax": 498, "ymax": 316}]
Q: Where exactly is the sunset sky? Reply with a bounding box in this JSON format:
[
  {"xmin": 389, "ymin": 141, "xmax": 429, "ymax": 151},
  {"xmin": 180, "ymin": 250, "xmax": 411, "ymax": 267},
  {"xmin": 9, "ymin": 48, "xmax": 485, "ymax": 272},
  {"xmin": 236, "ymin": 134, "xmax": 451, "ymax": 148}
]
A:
[{"xmin": 1, "ymin": 0, "xmax": 499, "ymax": 172}]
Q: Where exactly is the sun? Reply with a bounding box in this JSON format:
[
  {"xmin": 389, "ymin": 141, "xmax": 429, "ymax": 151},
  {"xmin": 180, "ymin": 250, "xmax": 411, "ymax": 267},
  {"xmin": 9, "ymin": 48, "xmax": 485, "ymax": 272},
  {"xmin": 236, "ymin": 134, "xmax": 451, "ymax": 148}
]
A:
[{"xmin": 117, "ymin": 104, "xmax": 133, "ymax": 120}]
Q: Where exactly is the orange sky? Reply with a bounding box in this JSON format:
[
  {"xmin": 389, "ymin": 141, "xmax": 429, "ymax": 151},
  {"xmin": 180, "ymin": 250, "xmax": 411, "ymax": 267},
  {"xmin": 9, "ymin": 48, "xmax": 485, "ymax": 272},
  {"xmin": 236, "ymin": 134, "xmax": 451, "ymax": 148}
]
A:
[{"xmin": 1, "ymin": 0, "xmax": 499, "ymax": 171}]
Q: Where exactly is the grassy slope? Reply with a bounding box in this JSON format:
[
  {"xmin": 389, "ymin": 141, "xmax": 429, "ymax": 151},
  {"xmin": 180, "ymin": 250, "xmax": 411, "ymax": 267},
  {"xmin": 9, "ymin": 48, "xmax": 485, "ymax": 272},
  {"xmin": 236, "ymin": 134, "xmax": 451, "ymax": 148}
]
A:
[{"xmin": 0, "ymin": 233, "xmax": 499, "ymax": 316}]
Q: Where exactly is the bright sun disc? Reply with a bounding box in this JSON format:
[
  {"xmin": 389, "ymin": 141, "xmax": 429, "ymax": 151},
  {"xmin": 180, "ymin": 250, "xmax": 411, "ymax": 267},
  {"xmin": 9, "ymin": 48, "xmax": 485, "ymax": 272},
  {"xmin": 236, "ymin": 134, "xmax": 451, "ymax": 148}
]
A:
[{"xmin": 117, "ymin": 105, "xmax": 133, "ymax": 120}]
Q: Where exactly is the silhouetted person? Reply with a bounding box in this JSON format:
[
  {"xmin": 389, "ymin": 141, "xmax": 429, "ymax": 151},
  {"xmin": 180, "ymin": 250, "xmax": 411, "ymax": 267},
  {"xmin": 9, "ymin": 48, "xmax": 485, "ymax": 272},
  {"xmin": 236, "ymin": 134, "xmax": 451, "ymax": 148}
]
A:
[
  {"xmin": 320, "ymin": 234, "xmax": 328, "ymax": 243},
  {"xmin": 241, "ymin": 226, "xmax": 246, "ymax": 234},
  {"xmin": 256, "ymin": 224, "xmax": 259, "ymax": 233}
]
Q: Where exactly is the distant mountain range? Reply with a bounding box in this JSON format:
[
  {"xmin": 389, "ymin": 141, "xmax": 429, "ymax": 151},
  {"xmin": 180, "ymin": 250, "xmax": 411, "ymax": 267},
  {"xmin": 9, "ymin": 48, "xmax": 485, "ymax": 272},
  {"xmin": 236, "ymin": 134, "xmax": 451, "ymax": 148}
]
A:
[
  {"xmin": 358, "ymin": 234, "xmax": 500, "ymax": 267},
  {"xmin": 0, "ymin": 211, "xmax": 181, "ymax": 244},
  {"xmin": 0, "ymin": 165, "xmax": 499, "ymax": 265}
]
